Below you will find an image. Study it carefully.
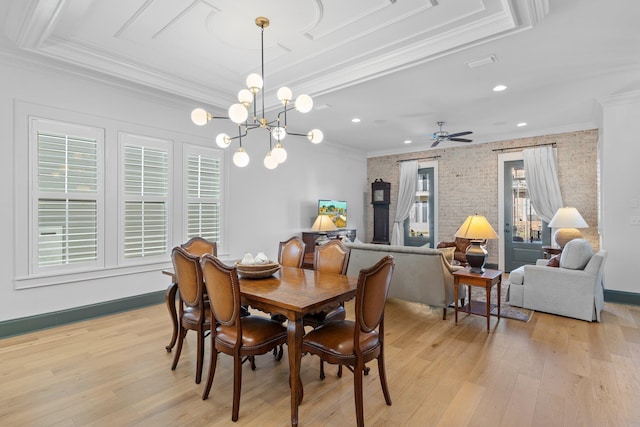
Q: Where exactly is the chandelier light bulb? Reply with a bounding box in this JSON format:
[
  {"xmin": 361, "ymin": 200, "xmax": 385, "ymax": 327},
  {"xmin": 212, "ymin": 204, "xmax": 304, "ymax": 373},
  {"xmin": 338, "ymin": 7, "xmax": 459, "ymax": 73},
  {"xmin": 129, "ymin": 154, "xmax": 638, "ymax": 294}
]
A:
[
  {"xmin": 237, "ymin": 89, "xmax": 253, "ymax": 107},
  {"xmin": 277, "ymin": 87, "xmax": 292, "ymax": 105},
  {"xmin": 246, "ymin": 73, "xmax": 263, "ymax": 93},
  {"xmin": 191, "ymin": 108, "xmax": 209, "ymax": 126},
  {"xmin": 271, "ymin": 126, "xmax": 287, "ymax": 141},
  {"xmin": 233, "ymin": 147, "xmax": 250, "ymax": 167},
  {"xmin": 307, "ymin": 129, "xmax": 324, "ymax": 144},
  {"xmin": 295, "ymin": 94, "xmax": 313, "ymax": 113},
  {"xmin": 272, "ymin": 143, "xmax": 287, "ymax": 164},
  {"xmin": 263, "ymin": 151, "xmax": 278, "ymax": 169},
  {"xmin": 216, "ymin": 133, "xmax": 231, "ymax": 148},
  {"xmin": 228, "ymin": 103, "xmax": 248, "ymax": 124}
]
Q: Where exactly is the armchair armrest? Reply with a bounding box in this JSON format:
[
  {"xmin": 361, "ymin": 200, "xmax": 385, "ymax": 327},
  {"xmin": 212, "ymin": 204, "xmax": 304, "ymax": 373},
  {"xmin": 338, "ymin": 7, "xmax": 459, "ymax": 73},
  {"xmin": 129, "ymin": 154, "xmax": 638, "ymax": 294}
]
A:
[{"xmin": 436, "ymin": 241, "xmax": 456, "ymax": 249}]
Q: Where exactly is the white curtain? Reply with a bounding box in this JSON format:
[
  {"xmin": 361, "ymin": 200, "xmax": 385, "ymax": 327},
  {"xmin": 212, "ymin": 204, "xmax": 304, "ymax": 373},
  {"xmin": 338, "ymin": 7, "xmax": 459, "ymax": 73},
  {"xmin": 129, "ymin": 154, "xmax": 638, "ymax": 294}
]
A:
[
  {"xmin": 391, "ymin": 160, "xmax": 417, "ymax": 245},
  {"xmin": 522, "ymin": 146, "xmax": 564, "ymax": 223}
]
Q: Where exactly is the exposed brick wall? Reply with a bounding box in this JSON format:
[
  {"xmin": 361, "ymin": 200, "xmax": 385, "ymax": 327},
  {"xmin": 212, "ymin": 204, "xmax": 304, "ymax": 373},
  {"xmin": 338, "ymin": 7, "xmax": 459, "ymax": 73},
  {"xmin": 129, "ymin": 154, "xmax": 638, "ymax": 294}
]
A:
[{"xmin": 366, "ymin": 129, "xmax": 599, "ymax": 263}]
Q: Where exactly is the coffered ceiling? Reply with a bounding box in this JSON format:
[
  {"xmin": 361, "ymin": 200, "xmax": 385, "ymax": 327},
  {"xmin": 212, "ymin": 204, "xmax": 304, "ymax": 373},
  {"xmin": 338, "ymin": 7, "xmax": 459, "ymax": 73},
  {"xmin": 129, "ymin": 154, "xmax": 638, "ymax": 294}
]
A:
[{"xmin": 2, "ymin": 0, "xmax": 639, "ymax": 156}]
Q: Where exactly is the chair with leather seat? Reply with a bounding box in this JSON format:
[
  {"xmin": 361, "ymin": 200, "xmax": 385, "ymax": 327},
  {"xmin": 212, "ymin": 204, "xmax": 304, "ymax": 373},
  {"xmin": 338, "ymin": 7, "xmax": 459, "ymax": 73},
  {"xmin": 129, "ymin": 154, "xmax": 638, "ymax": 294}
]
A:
[
  {"xmin": 303, "ymin": 239, "xmax": 351, "ymax": 379},
  {"xmin": 200, "ymin": 254, "xmax": 288, "ymax": 422},
  {"xmin": 302, "ymin": 255, "xmax": 395, "ymax": 427},
  {"xmin": 181, "ymin": 236, "xmax": 217, "ymax": 257},
  {"xmin": 170, "ymin": 246, "xmax": 211, "ymax": 384},
  {"xmin": 278, "ymin": 236, "xmax": 306, "ymax": 267},
  {"xmin": 270, "ymin": 235, "xmax": 307, "ymax": 356}
]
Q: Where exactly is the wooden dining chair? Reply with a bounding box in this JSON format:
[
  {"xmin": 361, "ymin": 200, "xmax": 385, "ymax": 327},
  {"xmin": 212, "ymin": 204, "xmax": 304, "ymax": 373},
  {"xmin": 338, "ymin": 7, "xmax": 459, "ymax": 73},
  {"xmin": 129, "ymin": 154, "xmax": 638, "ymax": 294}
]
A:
[
  {"xmin": 170, "ymin": 246, "xmax": 211, "ymax": 384},
  {"xmin": 302, "ymin": 255, "xmax": 395, "ymax": 427},
  {"xmin": 180, "ymin": 236, "xmax": 217, "ymax": 257},
  {"xmin": 303, "ymin": 239, "xmax": 351, "ymax": 378},
  {"xmin": 200, "ymin": 254, "xmax": 288, "ymax": 422},
  {"xmin": 278, "ymin": 236, "xmax": 306, "ymax": 267}
]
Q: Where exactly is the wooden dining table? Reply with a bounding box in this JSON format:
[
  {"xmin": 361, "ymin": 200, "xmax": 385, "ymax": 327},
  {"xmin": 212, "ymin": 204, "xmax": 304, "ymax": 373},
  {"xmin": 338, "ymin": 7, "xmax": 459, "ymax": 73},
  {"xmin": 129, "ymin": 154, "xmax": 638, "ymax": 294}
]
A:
[{"xmin": 163, "ymin": 264, "xmax": 358, "ymax": 427}]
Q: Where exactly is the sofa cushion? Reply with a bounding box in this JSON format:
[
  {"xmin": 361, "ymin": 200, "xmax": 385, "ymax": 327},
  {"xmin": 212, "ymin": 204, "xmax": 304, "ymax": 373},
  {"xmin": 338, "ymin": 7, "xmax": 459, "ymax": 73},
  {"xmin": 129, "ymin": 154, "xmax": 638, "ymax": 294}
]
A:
[
  {"xmin": 559, "ymin": 238, "xmax": 593, "ymax": 270},
  {"xmin": 437, "ymin": 246, "xmax": 455, "ymax": 263},
  {"xmin": 508, "ymin": 266, "xmax": 525, "ymax": 285},
  {"xmin": 546, "ymin": 254, "xmax": 560, "ymax": 267}
]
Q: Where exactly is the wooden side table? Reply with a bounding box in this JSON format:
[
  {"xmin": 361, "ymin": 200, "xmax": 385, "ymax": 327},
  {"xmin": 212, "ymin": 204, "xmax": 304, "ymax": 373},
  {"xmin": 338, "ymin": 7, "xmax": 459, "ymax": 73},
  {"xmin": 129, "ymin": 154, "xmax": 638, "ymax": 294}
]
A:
[
  {"xmin": 453, "ymin": 268, "xmax": 503, "ymax": 332},
  {"xmin": 541, "ymin": 245, "xmax": 562, "ymax": 259}
]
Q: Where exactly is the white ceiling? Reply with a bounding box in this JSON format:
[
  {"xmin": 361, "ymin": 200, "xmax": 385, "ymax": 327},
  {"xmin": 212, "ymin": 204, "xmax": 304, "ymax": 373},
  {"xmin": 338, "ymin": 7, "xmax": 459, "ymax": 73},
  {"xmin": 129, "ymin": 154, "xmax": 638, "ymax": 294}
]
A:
[{"xmin": 2, "ymin": 0, "xmax": 639, "ymax": 156}]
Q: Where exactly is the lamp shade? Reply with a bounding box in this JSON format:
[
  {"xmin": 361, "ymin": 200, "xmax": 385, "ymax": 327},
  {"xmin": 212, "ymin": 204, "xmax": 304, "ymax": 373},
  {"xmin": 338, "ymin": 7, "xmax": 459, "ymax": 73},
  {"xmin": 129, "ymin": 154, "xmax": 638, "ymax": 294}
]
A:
[
  {"xmin": 454, "ymin": 215, "xmax": 499, "ymax": 240},
  {"xmin": 548, "ymin": 207, "xmax": 588, "ymax": 228},
  {"xmin": 548, "ymin": 207, "xmax": 588, "ymax": 248},
  {"xmin": 311, "ymin": 214, "xmax": 337, "ymax": 232}
]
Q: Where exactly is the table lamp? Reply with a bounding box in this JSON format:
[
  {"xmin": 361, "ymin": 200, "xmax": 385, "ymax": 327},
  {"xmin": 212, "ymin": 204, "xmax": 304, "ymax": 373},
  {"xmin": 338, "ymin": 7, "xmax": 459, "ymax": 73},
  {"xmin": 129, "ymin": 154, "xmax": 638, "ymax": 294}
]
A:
[
  {"xmin": 454, "ymin": 215, "xmax": 499, "ymax": 273},
  {"xmin": 548, "ymin": 207, "xmax": 588, "ymax": 248},
  {"xmin": 311, "ymin": 214, "xmax": 337, "ymax": 244}
]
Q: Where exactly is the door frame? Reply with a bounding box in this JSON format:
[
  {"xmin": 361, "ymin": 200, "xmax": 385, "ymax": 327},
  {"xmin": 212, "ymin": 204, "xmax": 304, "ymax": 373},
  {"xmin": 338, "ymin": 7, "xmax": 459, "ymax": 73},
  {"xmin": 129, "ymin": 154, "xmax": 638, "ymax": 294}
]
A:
[{"xmin": 497, "ymin": 151, "xmax": 523, "ymax": 271}]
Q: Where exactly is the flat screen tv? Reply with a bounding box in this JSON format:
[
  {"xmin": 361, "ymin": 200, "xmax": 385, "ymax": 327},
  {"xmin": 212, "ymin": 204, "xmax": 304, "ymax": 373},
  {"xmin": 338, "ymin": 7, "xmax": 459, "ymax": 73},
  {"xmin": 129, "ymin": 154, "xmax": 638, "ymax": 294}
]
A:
[{"xmin": 318, "ymin": 199, "xmax": 347, "ymax": 228}]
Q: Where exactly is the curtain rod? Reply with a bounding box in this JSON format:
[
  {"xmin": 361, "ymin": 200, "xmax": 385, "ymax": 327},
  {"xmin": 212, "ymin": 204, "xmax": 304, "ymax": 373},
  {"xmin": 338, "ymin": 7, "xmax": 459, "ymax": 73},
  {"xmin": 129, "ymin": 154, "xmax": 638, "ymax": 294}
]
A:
[
  {"xmin": 492, "ymin": 142, "xmax": 556, "ymax": 153},
  {"xmin": 396, "ymin": 155, "xmax": 441, "ymax": 163}
]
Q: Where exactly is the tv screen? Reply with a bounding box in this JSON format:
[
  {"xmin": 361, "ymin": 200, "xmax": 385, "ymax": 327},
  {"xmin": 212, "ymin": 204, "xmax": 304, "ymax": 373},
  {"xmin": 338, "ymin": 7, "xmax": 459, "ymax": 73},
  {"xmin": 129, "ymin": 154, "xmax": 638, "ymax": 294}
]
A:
[{"xmin": 318, "ymin": 200, "xmax": 347, "ymax": 228}]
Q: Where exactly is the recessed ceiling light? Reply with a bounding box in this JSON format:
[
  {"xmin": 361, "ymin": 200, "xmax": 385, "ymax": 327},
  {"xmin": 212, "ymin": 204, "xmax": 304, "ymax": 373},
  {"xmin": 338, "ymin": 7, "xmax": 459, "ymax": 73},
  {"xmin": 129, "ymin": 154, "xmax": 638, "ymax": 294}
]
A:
[
  {"xmin": 493, "ymin": 84, "xmax": 507, "ymax": 92},
  {"xmin": 351, "ymin": 118, "xmax": 361, "ymax": 123},
  {"xmin": 517, "ymin": 122, "xmax": 527, "ymax": 127},
  {"xmin": 404, "ymin": 140, "xmax": 412, "ymax": 144}
]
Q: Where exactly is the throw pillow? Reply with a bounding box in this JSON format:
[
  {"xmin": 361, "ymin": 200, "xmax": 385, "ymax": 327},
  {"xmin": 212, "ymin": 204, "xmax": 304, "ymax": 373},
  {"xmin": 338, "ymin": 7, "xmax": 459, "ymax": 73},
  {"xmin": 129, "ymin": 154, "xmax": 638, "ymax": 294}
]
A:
[
  {"xmin": 559, "ymin": 238, "xmax": 593, "ymax": 270},
  {"xmin": 546, "ymin": 254, "xmax": 560, "ymax": 267}
]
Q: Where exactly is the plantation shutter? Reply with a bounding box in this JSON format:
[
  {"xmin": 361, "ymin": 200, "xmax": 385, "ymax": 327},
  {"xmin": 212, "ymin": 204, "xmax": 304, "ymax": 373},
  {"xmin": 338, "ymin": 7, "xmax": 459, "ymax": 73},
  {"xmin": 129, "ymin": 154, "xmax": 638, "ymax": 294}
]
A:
[
  {"xmin": 123, "ymin": 144, "xmax": 169, "ymax": 258},
  {"xmin": 36, "ymin": 132, "xmax": 98, "ymax": 267},
  {"xmin": 186, "ymin": 153, "xmax": 221, "ymax": 242}
]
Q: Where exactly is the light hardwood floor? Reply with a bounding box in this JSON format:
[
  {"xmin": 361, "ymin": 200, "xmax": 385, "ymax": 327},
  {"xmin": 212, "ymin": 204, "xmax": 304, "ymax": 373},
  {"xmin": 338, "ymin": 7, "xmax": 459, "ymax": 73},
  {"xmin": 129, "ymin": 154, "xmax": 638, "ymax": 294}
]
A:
[{"xmin": 2, "ymin": 297, "xmax": 640, "ymax": 426}]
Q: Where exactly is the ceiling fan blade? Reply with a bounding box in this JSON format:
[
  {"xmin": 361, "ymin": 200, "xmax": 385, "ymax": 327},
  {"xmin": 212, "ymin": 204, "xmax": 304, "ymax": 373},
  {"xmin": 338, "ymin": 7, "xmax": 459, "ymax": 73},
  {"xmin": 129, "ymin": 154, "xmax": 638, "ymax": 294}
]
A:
[
  {"xmin": 449, "ymin": 138, "xmax": 473, "ymax": 142},
  {"xmin": 447, "ymin": 131, "xmax": 473, "ymax": 138},
  {"xmin": 430, "ymin": 140, "xmax": 441, "ymax": 148}
]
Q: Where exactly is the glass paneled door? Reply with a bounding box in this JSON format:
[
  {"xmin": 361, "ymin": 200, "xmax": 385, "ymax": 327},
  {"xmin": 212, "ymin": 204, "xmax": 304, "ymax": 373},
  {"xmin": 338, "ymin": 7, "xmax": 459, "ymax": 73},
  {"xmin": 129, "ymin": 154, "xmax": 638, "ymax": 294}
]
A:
[
  {"xmin": 404, "ymin": 167, "xmax": 434, "ymax": 247},
  {"xmin": 504, "ymin": 160, "xmax": 550, "ymax": 271}
]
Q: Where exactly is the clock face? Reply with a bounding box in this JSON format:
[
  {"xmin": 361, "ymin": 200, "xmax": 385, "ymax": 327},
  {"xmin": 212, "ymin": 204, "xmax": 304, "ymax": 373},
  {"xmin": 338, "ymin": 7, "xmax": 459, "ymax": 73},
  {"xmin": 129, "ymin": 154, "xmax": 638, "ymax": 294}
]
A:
[{"xmin": 373, "ymin": 189, "xmax": 385, "ymax": 202}]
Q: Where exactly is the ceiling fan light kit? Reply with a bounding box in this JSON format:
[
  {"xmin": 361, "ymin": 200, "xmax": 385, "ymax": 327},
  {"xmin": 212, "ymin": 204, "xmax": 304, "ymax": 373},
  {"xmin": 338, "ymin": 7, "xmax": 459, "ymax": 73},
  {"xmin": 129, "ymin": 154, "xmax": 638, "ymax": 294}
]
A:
[
  {"xmin": 430, "ymin": 121, "xmax": 473, "ymax": 147},
  {"xmin": 191, "ymin": 17, "xmax": 323, "ymax": 169}
]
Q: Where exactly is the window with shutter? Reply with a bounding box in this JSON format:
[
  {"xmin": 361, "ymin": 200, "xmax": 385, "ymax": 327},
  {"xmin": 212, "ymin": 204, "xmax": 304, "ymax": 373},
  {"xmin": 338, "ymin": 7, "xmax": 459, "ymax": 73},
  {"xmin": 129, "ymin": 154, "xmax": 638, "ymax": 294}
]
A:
[
  {"xmin": 121, "ymin": 134, "xmax": 170, "ymax": 260},
  {"xmin": 31, "ymin": 119, "xmax": 102, "ymax": 272},
  {"xmin": 185, "ymin": 148, "xmax": 222, "ymax": 245}
]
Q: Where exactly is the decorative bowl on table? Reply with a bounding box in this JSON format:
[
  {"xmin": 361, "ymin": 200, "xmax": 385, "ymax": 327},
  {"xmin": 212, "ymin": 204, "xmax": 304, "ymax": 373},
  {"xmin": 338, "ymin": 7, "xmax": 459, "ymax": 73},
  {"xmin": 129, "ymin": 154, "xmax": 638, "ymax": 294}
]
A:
[{"xmin": 235, "ymin": 261, "xmax": 280, "ymax": 279}]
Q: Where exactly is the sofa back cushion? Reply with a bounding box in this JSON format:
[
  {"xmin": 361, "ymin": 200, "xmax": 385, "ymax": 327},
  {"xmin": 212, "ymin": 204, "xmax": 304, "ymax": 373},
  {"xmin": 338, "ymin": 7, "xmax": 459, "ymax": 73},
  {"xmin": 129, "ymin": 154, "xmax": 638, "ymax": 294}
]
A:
[{"xmin": 560, "ymin": 238, "xmax": 593, "ymax": 270}]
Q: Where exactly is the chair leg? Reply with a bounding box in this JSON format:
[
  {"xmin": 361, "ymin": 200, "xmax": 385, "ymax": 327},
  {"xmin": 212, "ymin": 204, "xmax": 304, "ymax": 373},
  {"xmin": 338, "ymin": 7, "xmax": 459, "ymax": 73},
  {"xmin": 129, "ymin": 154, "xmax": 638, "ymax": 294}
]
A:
[
  {"xmin": 337, "ymin": 365, "xmax": 343, "ymax": 377},
  {"xmin": 442, "ymin": 307, "xmax": 447, "ymax": 320},
  {"xmin": 232, "ymin": 355, "xmax": 243, "ymax": 422},
  {"xmin": 354, "ymin": 361, "xmax": 365, "ymax": 427},
  {"xmin": 195, "ymin": 328, "xmax": 204, "ymax": 384},
  {"xmin": 377, "ymin": 348, "xmax": 392, "ymax": 406},
  {"xmin": 171, "ymin": 328, "xmax": 186, "ymax": 371},
  {"xmin": 319, "ymin": 360, "xmax": 325, "ymax": 380},
  {"xmin": 202, "ymin": 347, "xmax": 218, "ymax": 400}
]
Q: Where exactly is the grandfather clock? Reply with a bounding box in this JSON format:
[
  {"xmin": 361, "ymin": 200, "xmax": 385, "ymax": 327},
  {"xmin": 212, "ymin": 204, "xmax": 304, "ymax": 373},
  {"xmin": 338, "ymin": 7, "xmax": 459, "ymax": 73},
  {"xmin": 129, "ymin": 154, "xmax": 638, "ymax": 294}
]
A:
[{"xmin": 371, "ymin": 179, "xmax": 391, "ymax": 244}]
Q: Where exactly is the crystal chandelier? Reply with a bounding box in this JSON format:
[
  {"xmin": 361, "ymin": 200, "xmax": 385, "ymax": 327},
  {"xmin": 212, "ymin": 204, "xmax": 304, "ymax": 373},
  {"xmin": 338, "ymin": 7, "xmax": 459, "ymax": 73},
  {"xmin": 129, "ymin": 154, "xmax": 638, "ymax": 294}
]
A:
[{"xmin": 191, "ymin": 17, "xmax": 323, "ymax": 169}]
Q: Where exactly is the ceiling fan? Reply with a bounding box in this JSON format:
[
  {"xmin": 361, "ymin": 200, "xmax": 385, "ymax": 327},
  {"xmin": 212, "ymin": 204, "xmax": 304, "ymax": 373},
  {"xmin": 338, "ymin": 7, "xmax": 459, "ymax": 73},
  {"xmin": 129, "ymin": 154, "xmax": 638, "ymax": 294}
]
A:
[{"xmin": 430, "ymin": 121, "xmax": 473, "ymax": 147}]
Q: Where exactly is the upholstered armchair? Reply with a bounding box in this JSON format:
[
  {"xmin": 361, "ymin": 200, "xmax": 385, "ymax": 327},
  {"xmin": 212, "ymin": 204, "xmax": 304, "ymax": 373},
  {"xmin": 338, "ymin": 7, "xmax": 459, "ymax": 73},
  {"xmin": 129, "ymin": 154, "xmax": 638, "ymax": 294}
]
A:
[
  {"xmin": 506, "ymin": 239, "xmax": 607, "ymax": 322},
  {"xmin": 436, "ymin": 237, "xmax": 471, "ymax": 265}
]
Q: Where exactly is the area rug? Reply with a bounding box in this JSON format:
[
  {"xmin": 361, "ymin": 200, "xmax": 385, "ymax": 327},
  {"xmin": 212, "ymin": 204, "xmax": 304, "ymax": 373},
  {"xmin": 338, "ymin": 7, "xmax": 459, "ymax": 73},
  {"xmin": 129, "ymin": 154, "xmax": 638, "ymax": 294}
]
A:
[
  {"xmin": 459, "ymin": 300, "xmax": 534, "ymax": 323},
  {"xmin": 466, "ymin": 282, "xmax": 535, "ymax": 322}
]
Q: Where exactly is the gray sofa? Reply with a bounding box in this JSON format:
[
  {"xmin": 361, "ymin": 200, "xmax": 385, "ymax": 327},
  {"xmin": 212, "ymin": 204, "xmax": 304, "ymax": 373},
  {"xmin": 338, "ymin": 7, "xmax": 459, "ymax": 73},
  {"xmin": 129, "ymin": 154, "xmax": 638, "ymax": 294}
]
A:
[
  {"xmin": 344, "ymin": 242, "xmax": 465, "ymax": 319},
  {"xmin": 506, "ymin": 239, "xmax": 607, "ymax": 322}
]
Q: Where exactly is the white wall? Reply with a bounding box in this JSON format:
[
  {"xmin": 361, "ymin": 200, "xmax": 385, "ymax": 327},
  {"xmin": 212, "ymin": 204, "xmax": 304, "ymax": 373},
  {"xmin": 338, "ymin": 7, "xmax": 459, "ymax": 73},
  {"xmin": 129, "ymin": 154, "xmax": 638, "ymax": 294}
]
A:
[
  {"xmin": 0, "ymin": 55, "xmax": 367, "ymax": 321},
  {"xmin": 599, "ymin": 90, "xmax": 640, "ymax": 293}
]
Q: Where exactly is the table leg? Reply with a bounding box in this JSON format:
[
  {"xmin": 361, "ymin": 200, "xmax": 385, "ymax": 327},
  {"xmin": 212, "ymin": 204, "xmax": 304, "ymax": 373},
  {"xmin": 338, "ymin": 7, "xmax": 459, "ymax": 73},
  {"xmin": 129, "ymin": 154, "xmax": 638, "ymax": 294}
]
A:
[
  {"xmin": 485, "ymin": 284, "xmax": 491, "ymax": 333},
  {"xmin": 288, "ymin": 317, "xmax": 304, "ymax": 427},
  {"xmin": 165, "ymin": 283, "xmax": 178, "ymax": 352},
  {"xmin": 454, "ymin": 278, "xmax": 459, "ymax": 324},
  {"xmin": 497, "ymin": 277, "xmax": 501, "ymax": 321}
]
